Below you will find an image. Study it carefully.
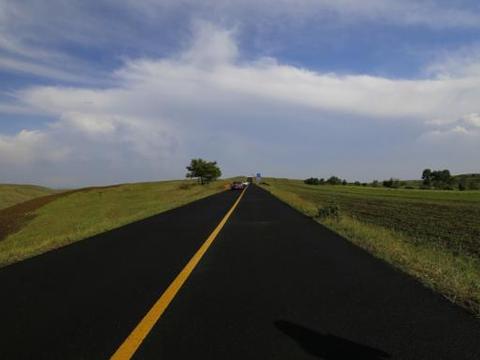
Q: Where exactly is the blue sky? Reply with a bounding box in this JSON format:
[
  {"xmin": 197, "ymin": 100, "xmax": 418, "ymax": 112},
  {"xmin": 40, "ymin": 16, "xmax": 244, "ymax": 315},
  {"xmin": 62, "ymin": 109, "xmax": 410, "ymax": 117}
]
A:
[{"xmin": 1, "ymin": 0, "xmax": 480, "ymax": 186}]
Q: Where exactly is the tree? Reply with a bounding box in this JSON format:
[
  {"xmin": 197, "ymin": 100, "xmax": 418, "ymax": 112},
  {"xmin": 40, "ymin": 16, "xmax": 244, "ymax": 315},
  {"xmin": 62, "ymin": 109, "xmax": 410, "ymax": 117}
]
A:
[
  {"xmin": 422, "ymin": 169, "xmax": 432, "ymax": 186},
  {"xmin": 186, "ymin": 158, "xmax": 222, "ymax": 184},
  {"xmin": 421, "ymin": 168, "xmax": 453, "ymax": 189},
  {"xmin": 326, "ymin": 176, "xmax": 342, "ymax": 185},
  {"xmin": 304, "ymin": 177, "xmax": 320, "ymax": 185}
]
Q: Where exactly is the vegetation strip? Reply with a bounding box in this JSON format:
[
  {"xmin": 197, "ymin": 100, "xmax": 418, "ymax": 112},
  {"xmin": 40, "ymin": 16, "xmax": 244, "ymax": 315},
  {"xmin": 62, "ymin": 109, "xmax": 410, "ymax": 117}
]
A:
[
  {"xmin": 0, "ymin": 180, "xmax": 228, "ymax": 268},
  {"xmin": 0, "ymin": 185, "xmax": 121, "ymax": 243},
  {"xmin": 0, "ymin": 184, "xmax": 55, "ymax": 210},
  {"xmin": 260, "ymin": 178, "xmax": 480, "ymax": 316},
  {"xmin": 110, "ymin": 187, "xmax": 246, "ymax": 360}
]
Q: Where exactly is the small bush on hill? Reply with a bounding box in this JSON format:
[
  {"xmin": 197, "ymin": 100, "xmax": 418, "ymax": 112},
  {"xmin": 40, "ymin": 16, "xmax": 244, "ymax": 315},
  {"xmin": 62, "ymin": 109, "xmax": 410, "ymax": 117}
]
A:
[
  {"xmin": 178, "ymin": 183, "xmax": 195, "ymax": 190},
  {"xmin": 316, "ymin": 204, "xmax": 340, "ymax": 220}
]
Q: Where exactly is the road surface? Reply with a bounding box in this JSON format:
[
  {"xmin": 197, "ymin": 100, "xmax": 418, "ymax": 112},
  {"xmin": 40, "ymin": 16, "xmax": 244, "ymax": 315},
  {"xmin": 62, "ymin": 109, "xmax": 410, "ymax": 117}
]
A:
[{"xmin": 1, "ymin": 185, "xmax": 479, "ymax": 359}]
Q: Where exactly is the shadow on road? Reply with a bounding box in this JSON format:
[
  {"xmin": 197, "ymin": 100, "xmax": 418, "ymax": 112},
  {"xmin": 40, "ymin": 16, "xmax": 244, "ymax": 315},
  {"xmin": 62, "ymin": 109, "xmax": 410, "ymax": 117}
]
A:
[{"xmin": 275, "ymin": 320, "xmax": 390, "ymax": 359}]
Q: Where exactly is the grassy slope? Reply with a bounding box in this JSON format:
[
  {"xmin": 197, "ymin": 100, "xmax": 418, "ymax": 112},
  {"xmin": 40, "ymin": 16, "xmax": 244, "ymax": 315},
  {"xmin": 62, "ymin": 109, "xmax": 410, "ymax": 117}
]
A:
[
  {"xmin": 260, "ymin": 178, "xmax": 480, "ymax": 316},
  {"xmin": 0, "ymin": 184, "xmax": 56, "ymax": 210},
  {"xmin": 0, "ymin": 180, "xmax": 228, "ymax": 268}
]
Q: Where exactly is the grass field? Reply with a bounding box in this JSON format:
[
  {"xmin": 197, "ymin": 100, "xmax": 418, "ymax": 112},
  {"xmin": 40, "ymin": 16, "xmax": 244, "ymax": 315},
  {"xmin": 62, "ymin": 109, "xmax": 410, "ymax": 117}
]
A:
[
  {"xmin": 0, "ymin": 184, "xmax": 56, "ymax": 210},
  {"xmin": 260, "ymin": 178, "xmax": 480, "ymax": 316},
  {"xmin": 0, "ymin": 180, "xmax": 228, "ymax": 268}
]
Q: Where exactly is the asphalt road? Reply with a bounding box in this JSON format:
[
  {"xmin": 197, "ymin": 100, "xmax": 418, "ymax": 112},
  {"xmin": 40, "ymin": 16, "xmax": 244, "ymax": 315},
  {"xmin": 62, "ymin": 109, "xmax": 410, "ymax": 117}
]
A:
[{"xmin": 1, "ymin": 185, "xmax": 480, "ymax": 359}]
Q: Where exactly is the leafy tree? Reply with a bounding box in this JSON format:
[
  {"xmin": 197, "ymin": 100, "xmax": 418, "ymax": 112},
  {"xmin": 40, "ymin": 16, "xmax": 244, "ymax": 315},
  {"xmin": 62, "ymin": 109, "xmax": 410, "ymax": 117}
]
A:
[
  {"xmin": 342, "ymin": 179, "xmax": 348, "ymax": 186},
  {"xmin": 422, "ymin": 169, "xmax": 432, "ymax": 186},
  {"xmin": 186, "ymin": 158, "xmax": 222, "ymax": 184},
  {"xmin": 434, "ymin": 170, "xmax": 453, "ymax": 187},
  {"xmin": 304, "ymin": 177, "xmax": 320, "ymax": 185},
  {"xmin": 421, "ymin": 168, "xmax": 453, "ymax": 189},
  {"xmin": 326, "ymin": 176, "xmax": 342, "ymax": 185}
]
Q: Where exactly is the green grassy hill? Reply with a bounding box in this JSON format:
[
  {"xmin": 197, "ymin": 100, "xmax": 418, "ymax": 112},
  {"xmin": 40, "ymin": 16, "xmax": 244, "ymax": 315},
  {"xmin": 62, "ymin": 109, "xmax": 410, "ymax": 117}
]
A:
[
  {"xmin": 260, "ymin": 178, "xmax": 480, "ymax": 315},
  {"xmin": 0, "ymin": 180, "xmax": 228, "ymax": 268},
  {"xmin": 0, "ymin": 184, "xmax": 56, "ymax": 210}
]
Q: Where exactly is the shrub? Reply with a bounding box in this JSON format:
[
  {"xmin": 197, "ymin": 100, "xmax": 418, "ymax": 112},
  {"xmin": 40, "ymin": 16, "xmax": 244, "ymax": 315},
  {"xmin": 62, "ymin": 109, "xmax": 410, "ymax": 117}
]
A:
[
  {"xmin": 316, "ymin": 204, "xmax": 340, "ymax": 220},
  {"xmin": 178, "ymin": 182, "xmax": 195, "ymax": 190}
]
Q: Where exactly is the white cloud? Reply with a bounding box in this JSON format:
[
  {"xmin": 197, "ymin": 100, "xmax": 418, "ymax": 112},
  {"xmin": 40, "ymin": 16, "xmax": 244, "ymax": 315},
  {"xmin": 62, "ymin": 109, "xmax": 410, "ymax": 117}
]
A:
[
  {"xmin": 0, "ymin": 102, "xmax": 35, "ymax": 115},
  {"xmin": 60, "ymin": 112, "xmax": 118, "ymax": 137},
  {"xmin": 0, "ymin": 129, "xmax": 67, "ymax": 164},
  {"xmin": 0, "ymin": 56, "xmax": 92, "ymax": 83},
  {"xmin": 0, "ymin": 0, "xmax": 478, "ymax": 84},
  {"xmin": 1, "ymin": 23, "xmax": 480, "ymax": 185},
  {"xmin": 421, "ymin": 112, "xmax": 480, "ymax": 142},
  {"xmin": 463, "ymin": 113, "xmax": 480, "ymax": 128}
]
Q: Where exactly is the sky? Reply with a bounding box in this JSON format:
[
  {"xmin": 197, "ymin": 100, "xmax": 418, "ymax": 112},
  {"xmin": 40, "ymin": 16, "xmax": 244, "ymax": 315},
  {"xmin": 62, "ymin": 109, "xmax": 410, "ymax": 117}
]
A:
[{"xmin": 0, "ymin": 0, "xmax": 480, "ymax": 187}]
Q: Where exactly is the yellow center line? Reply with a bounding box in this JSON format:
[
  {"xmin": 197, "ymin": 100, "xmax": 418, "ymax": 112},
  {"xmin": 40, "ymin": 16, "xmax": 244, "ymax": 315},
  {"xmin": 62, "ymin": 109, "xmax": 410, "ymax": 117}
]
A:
[{"xmin": 110, "ymin": 187, "xmax": 247, "ymax": 360}]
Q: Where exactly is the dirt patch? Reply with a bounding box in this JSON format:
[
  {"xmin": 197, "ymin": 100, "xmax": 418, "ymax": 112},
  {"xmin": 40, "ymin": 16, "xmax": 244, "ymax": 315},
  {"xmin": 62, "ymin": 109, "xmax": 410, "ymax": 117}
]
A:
[{"xmin": 0, "ymin": 184, "xmax": 122, "ymax": 242}]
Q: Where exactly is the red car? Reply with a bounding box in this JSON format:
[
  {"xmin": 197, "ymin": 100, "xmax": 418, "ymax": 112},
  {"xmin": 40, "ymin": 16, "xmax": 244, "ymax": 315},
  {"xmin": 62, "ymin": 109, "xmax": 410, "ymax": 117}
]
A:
[{"xmin": 230, "ymin": 181, "xmax": 245, "ymax": 190}]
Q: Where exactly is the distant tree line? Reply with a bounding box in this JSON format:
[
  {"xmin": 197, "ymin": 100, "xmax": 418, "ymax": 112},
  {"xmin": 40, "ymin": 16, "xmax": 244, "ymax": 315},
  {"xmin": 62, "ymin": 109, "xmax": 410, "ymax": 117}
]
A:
[
  {"xmin": 304, "ymin": 169, "xmax": 480, "ymax": 191},
  {"xmin": 304, "ymin": 176, "xmax": 347, "ymax": 186},
  {"xmin": 421, "ymin": 169, "xmax": 479, "ymax": 190}
]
